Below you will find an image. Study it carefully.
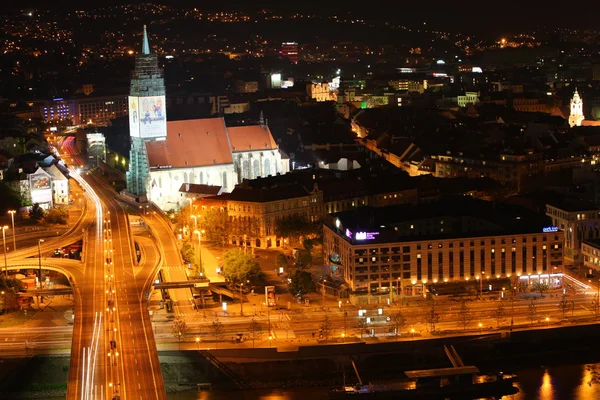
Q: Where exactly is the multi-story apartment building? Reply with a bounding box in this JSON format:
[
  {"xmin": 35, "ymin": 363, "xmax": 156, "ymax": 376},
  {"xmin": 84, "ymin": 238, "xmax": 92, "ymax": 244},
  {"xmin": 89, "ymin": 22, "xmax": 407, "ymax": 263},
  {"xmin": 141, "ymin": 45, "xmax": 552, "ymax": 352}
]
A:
[
  {"xmin": 432, "ymin": 150, "xmax": 545, "ymax": 193},
  {"xmin": 546, "ymin": 199, "xmax": 600, "ymax": 263},
  {"xmin": 582, "ymin": 239, "xmax": 600, "ymax": 273},
  {"xmin": 200, "ymin": 181, "xmax": 323, "ymax": 249},
  {"xmin": 307, "ymin": 83, "xmax": 330, "ymax": 102},
  {"xmin": 33, "ymin": 93, "xmax": 129, "ymax": 126},
  {"xmin": 324, "ymin": 196, "xmax": 563, "ymax": 304}
]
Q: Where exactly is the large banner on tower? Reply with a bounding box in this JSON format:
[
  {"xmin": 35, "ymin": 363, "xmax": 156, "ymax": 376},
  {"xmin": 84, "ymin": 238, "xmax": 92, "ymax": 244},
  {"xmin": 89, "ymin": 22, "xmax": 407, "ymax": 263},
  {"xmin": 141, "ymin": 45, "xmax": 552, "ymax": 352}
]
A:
[{"xmin": 128, "ymin": 95, "xmax": 166, "ymax": 139}]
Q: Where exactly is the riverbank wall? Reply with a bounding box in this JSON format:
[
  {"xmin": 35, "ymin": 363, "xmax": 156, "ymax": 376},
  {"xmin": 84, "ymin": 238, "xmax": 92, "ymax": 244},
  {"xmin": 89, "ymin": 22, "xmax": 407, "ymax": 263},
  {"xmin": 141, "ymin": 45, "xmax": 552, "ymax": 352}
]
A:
[{"xmin": 2, "ymin": 322, "xmax": 600, "ymax": 397}]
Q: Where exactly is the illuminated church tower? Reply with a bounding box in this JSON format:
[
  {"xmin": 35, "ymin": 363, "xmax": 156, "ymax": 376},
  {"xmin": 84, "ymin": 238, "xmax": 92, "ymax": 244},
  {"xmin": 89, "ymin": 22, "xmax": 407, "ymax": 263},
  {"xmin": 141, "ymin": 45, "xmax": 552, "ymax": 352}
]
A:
[
  {"xmin": 569, "ymin": 88, "xmax": 584, "ymax": 128},
  {"xmin": 126, "ymin": 25, "xmax": 167, "ymax": 200}
]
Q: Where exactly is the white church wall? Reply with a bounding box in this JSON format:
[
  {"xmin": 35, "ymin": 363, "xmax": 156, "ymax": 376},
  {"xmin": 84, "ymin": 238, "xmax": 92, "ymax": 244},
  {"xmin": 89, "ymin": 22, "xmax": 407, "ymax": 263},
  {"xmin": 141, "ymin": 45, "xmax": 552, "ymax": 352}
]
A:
[
  {"xmin": 233, "ymin": 150, "xmax": 287, "ymax": 182},
  {"xmin": 148, "ymin": 164, "xmax": 236, "ymax": 211}
]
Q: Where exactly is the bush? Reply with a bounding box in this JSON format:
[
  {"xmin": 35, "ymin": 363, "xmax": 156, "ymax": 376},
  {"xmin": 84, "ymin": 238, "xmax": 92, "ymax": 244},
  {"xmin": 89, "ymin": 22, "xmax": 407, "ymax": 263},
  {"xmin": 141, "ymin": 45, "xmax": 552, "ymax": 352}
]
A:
[{"xmin": 44, "ymin": 207, "xmax": 68, "ymax": 225}]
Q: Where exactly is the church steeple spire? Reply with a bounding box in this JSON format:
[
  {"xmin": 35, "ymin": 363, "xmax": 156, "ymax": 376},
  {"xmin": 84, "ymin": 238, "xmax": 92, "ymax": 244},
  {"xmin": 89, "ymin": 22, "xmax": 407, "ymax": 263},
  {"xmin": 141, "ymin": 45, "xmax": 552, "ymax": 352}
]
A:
[
  {"xmin": 142, "ymin": 25, "xmax": 150, "ymax": 55},
  {"xmin": 569, "ymin": 87, "xmax": 584, "ymax": 127},
  {"xmin": 259, "ymin": 110, "xmax": 264, "ymax": 128}
]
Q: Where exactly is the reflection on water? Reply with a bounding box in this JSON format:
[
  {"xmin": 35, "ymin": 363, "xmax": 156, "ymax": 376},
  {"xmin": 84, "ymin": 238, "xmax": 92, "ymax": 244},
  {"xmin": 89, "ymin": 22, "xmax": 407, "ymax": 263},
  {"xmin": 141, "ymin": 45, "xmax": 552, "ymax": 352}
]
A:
[
  {"xmin": 510, "ymin": 362, "xmax": 600, "ymax": 400},
  {"xmin": 166, "ymin": 363, "xmax": 600, "ymax": 400},
  {"xmin": 40, "ymin": 363, "xmax": 600, "ymax": 400},
  {"xmin": 167, "ymin": 388, "xmax": 329, "ymax": 400}
]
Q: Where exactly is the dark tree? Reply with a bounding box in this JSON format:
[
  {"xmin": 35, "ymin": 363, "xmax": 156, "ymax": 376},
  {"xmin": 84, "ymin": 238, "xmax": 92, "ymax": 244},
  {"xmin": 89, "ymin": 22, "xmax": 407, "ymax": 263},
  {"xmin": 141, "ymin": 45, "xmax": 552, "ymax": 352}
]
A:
[
  {"xmin": 288, "ymin": 270, "xmax": 316, "ymax": 297},
  {"xmin": 29, "ymin": 203, "xmax": 44, "ymax": 222}
]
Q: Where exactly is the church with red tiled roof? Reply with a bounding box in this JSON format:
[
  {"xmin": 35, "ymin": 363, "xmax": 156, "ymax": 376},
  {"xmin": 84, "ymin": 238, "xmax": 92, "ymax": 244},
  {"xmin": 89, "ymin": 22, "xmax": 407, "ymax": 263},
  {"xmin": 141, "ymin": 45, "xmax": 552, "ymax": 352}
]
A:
[
  {"xmin": 124, "ymin": 26, "xmax": 289, "ymax": 211},
  {"xmin": 145, "ymin": 114, "xmax": 289, "ymax": 211}
]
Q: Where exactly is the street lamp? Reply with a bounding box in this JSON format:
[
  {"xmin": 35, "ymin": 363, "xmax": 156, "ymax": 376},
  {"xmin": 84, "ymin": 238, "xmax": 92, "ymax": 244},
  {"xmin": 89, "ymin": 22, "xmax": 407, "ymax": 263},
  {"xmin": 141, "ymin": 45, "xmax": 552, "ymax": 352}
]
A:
[
  {"xmin": 268, "ymin": 335, "xmax": 273, "ymax": 347},
  {"xmin": 322, "ymin": 279, "xmax": 327, "ymax": 307},
  {"xmin": 2, "ymin": 226, "xmax": 8, "ymax": 277},
  {"xmin": 478, "ymin": 322, "xmax": 483, "ymax": 334},
  {"xmin": 545, "ymin": 316, "xmax": 550, "ymax": 328},
  {"xmin": 194, "ymin": 229, "xmax": 205, "ymax": 273},
  {"xmin": 195, "ymin": 336, "xmax": 200, "ymax": 350},
  {"xmin": 410, "ymin": 328, "xmax": 415, "ymax": 340},
  {"xmin": 191, "ymin": 215, "xmax": 197, "ymax": 230},
  {"xmin": 7, "ymin": 210, "xmax": 16, "ymax": 252},
  {"xmin": 37, "ymin": 239, "xmax": 44, "ymax": 289},
  {"xmin": 239, "ymin": 283, "xmax": 244, "ymax": 316}
]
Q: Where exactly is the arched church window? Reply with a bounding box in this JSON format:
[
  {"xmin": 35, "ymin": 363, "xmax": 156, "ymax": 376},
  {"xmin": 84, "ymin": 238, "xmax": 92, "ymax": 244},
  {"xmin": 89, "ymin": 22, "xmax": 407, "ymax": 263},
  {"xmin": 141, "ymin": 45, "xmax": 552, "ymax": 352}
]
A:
[
  {"xmin": 253, "ymin": 159, "xmax": 260, "ymax": 178},
  {"xmin": 264, "ymin": 158, "xmax": 271, "ymax": 176},
  {"xmin": 243, "ymin": 160, "xmax": 250, "ymax": 179},
  {"xmin": 222, "ymin": 171, "xmax": 227, "ymax": 188}
]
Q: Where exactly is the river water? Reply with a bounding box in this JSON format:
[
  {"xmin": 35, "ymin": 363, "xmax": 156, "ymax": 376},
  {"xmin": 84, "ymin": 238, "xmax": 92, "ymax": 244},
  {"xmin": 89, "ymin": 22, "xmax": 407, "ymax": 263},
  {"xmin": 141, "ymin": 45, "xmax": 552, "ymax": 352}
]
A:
[{"xmin": 165, "ymin": 362, "xmax": 600, "ymax": 400}]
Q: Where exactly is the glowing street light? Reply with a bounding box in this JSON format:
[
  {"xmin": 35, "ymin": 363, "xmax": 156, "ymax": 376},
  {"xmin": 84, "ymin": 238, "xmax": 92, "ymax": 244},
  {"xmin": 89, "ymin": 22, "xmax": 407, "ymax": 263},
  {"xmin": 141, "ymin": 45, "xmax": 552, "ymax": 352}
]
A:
[
  {"xmin": 2, "ymin": 226, "xmax": 8, "ymax": 277},
  {"xmin": 7, "ymin": 210, "xmax": 16, "ymax": 252},
  {"xmin": 37, "ymin": 239, "xmax": 44, "ymax": 288},
  {"xmin": 195, "ymin": 336, "xmax": 200, "ymax": 350}
]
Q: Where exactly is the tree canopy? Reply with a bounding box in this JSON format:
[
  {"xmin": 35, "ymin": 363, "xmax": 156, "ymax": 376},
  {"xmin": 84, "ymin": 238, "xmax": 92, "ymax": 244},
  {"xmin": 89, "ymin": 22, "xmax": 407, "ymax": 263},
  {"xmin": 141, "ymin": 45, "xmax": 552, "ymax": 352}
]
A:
[
  {"xmin": 274, "ymin": 214, "xmax": 315, "ymax": 242},
  {"xmin": 222, "ymin": 249, "xmax": 261, "ymax": 285},
  {"xmin": 202, "ymin": 207, "xmax": 230, "ymax": 245},
  {"xmin": 288, "ymin": 270, "xmax": 316, "ymax": 297}
]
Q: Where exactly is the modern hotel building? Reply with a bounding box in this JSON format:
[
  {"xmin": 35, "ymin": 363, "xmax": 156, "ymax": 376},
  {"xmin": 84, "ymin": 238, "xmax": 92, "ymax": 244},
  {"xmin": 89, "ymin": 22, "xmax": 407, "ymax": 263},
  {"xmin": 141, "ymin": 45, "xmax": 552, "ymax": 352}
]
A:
[{"xmin": 323, "ymin": 196, "xmax": 564, "ymax": 304}]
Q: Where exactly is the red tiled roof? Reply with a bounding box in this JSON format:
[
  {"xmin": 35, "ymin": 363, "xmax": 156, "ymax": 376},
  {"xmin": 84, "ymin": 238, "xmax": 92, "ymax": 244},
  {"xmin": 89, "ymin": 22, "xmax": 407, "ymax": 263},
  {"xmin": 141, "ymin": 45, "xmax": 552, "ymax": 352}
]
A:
[
  {"xmin": 146, "ymin": 118, "xmax": 232, "ymax": 168},
  {"xmin": 227, "ymin": 125, "xmax": 277, "ymax": 153}
]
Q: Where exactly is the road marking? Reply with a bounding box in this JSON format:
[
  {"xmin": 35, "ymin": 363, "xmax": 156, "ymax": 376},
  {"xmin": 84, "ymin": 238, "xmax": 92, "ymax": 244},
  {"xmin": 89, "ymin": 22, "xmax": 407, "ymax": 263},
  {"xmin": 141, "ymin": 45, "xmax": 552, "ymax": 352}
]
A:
[
  {"xmin": 137, "ymin": 370, "xmax": 139, "ymax": 376},
  {"xmin": 138, "ymin": 383, "xmax": 141, "ymax": 389},
  {"xmin": 135, "ymin": 359, "xmax": 137, "ymax": 364}
]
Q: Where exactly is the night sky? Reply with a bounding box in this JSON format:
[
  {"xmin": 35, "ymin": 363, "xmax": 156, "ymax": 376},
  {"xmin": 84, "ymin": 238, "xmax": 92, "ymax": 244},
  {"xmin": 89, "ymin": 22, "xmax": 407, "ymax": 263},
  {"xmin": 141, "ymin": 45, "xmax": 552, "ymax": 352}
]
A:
[{"xmin": 13, "ymin": 1, "xmax": 600, "ymax": 35}]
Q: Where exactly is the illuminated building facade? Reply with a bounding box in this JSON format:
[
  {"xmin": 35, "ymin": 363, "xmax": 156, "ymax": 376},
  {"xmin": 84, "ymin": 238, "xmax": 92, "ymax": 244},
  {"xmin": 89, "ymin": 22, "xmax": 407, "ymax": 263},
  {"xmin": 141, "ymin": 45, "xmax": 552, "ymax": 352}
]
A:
[
  {"xmin": 280, "ymin": 42, "xmax": 299, "ymax": 64},
  {"xmin": 324, "ymin": 197, "xmax": 563, "ymax": 304},
  {"xmin": 126, "ymin": 25, "xmax": 167, "ymax": 200},
  {"xmin": 546, "ymin": 199, "xmax": 600, "ymax": 263},
  {"xmin": 569, "ymin": 88, "xmax": 585, "ymax": 127}
]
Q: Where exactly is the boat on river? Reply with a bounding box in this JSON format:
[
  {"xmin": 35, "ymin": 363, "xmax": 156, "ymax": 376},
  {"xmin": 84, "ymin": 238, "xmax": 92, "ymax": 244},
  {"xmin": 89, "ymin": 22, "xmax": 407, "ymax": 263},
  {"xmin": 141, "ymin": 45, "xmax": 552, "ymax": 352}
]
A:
[{"xmin": 329, "ymin": 345, "xmax": 519, "ymax": 399}]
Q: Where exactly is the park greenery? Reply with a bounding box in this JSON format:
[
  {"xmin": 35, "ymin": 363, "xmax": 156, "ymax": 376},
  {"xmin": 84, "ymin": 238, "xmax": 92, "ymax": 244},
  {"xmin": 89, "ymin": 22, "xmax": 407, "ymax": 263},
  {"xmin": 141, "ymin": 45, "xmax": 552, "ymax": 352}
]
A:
[
  {"xmin": 44, "ymin": 207, "xmax": 68, "ymax": 225},
  {"xmin": 0, "ymin": 277, "xmax": 23, "ymax": 314},
  {"xmin": 288, "ymin": 270, "xmax": 316, "ymax": 297},
  {"xmin": 222, "ymin": 248, "xmax": 263, "ymax": 286},
  {"xmin": 29, "ymin": 203, "xmax": 45, "ymax": 222},
  {"xmin": 275, "ymin": 252, "xmax": 288, "ymax": 271},
  {"xmin": 0, "ymin": 181, "xmax": 23, "ymax": 213},
  {"xmin": 274, "ymin": 214, "xmax": 315, "ymax": 244}
]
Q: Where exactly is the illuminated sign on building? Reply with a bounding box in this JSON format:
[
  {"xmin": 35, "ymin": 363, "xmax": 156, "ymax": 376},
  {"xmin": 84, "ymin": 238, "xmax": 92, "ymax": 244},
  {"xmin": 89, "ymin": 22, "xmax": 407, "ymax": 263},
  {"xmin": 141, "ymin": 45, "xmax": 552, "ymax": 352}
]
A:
[
  {"xmin": 345, "ymin": 229, "xmax": 353, "ymax": 238},
  {"xmin": 355, "ymin": 232, "xmax": 380, "ymax": 240},
  {"xmin": 543, "ymin": 226, "xmax": 559, "ymax": 233}
]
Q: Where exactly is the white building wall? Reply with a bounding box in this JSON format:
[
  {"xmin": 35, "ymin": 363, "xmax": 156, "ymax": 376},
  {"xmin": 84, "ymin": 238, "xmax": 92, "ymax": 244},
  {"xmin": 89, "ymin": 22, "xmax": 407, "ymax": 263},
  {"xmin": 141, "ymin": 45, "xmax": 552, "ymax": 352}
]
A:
[
  {"xmin": 233, "ymin": 150, "xmax": 287, "ymax": 182},
  {"xmin": 53, "ymin": 179, "xmax": 69, "ymax": 205},
  {"xmin": 148, "ymin": 164, "xmax": 237, "ymax": 211}
]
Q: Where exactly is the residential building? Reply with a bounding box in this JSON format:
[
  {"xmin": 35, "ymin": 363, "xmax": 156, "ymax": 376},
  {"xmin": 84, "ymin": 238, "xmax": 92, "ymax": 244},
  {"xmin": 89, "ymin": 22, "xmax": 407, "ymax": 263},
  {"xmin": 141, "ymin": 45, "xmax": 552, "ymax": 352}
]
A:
[
  {"xmin": 582, "ymin": 239, "xmax": 600, "ymax": 273},
  {"xmin": 432, "ymin": 150, "xmax": 545, "ymax": 193},
  {"xmin": 324, "ymin": 196, "xmax": 563, "ymax": 304},
  {"xmin": 199, "ymin": 181, "xmax": 323, "ymax": 249},
  {"xmin": 307, "ymin": 83, "xmax": 330, "ymax": 102},
  {"xmin": 546, "ymin": 199, "xmax": 600, "ymax": 263},
  {"xmin": 47, "ymin": 164, "xmax": 69, "ymax": 205}
]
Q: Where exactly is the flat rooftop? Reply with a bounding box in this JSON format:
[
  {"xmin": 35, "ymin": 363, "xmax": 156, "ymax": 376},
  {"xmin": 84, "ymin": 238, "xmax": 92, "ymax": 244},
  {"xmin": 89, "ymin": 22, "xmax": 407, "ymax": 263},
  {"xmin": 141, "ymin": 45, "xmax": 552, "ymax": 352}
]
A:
[{"xmin": 329, "ymin": 195, "xmax": 556, "ymax": 243}]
